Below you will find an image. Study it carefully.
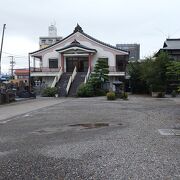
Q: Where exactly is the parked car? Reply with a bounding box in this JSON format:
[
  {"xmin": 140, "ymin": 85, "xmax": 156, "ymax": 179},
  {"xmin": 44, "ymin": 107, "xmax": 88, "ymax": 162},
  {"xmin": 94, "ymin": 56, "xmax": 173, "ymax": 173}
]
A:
[{"xmin": 0, "ymin": 75, "xmax": 10, "ymax": 82}]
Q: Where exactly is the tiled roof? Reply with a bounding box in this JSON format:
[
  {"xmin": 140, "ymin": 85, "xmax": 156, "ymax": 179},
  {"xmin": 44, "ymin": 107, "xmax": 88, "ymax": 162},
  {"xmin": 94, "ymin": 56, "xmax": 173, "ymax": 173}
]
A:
[
  {"xmin": 163, "ymin": 38, "xmax": 180, "ymax": 50},
  {"xmin": 14, "ymin": 69, "xmax": 29, "ymax": 75},
  {"xmin": 30, "ymin": 24, "xmax": 129, "ymax": 55},
  {"xmin": 81, "ymin": 32, "xmax": 129, "ymax": 53}
]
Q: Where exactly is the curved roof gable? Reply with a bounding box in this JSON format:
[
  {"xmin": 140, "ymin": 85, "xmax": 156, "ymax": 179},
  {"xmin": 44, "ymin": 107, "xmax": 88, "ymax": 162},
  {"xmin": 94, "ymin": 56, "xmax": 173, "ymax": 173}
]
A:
[
  {"xmin": 56, "ymin": 39, "xmax": 97, "ymax": 53},
  {"xmin": 30, "ymin": 24, "xmax": 129, "ymax": 55}
]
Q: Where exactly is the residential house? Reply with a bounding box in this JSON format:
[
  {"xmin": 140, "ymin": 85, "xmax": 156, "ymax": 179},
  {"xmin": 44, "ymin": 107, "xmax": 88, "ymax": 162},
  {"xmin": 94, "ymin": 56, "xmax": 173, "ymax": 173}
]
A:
[{"xmin": 14, "ymin": 68, "xmax": 29, "ymax": 83}]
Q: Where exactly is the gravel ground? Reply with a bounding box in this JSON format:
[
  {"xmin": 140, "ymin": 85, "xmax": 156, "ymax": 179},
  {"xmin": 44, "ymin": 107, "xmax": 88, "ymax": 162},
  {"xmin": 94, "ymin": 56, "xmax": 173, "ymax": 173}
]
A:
[{"xmin": 0, "ymin": 96, "xmax": 180, "ymax": 179}]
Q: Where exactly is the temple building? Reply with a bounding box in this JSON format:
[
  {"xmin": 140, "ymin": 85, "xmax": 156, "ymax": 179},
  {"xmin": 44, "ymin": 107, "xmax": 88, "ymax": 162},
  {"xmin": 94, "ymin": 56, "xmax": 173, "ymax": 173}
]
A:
[
  {"xmin": 157, "ymin": 38, "xmax": 180, "ymax": 61},
  {"xmin": 29, "ymin": 24, "xmax": 129, "ymax": 96}
]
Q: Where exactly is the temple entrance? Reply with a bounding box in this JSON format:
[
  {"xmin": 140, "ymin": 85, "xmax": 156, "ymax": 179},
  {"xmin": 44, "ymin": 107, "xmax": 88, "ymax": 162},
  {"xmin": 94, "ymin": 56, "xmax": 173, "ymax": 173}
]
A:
[{"xmin": 66, "ymin": 57, "xmax": 88, "ymax": 72}]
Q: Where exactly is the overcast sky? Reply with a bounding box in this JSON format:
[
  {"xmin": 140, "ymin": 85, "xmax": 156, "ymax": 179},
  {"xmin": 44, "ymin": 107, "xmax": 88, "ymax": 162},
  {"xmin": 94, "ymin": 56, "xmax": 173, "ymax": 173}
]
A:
[{"xmin": 0, "ymin": 0, "xmax": 180, "ymax": 73}]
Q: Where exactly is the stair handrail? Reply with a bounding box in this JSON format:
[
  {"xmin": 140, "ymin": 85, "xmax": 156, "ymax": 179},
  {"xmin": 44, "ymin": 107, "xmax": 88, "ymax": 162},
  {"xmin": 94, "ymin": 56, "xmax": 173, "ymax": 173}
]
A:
[
  {"xmin": 84, "ymin": 66, "xmax": 91, "ymax": 84},
  {"xmin": 66, "ymin": 66, "xmax": 77, "ymax": 94},
  {"xmin": 71, "ymin": 66, "xmax": 77, "ymax": 82},
  {"xmin": 51, "ymin": 67, "xmax": 63, "ymax": 88},
  {"xmin": 66, "ymin": 76, "xmax": 72, "ymax": 95}
]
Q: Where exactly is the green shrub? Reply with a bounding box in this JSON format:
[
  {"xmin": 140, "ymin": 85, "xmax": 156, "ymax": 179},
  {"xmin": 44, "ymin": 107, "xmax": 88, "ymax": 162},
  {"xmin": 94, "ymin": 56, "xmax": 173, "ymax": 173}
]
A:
[
  {"xmin": 42, "ymin": 87, "xmax": 58, "ymax": 97},
  {"xmin": 157, "ymin": 92, "xmax": 165, "ymax": 98},
  {"xmin": 77, "ymin": 83, "xmax": 94, "ymax": 97},
  {"xmin": 121, "ymin": 92, "xmax": 128, "ymax": 100},
  {"xmin": 177, "ymin": 86, "xmax": 180, "ymax": 94},
  {"xmin": 151, "ymin": 85, "xmax": 165, "ymax": 92},
  {"xmin": 171, "ymin": 90, "xmax": 177, "ymax": 97},
  {"xmin": 106, "ymin": 91, "xmax": 116, "ymax": 100}
]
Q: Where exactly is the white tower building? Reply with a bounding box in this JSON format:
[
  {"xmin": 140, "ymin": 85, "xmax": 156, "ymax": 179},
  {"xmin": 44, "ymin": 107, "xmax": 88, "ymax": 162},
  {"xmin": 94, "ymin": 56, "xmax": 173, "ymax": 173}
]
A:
[
  {"xmin": 48, "ymin": 24, "xmax": 57, "ymax": 37},
  {"xmin": 39, "ymin": 24, "xmax": 63, "ymax": 49}
]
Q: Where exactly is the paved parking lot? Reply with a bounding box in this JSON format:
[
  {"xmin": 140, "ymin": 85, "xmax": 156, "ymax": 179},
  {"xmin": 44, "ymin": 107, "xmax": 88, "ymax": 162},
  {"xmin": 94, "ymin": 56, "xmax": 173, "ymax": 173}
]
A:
[{"xmin": 0, "ymin": 96, "xmax": 180, "ymax": 179}]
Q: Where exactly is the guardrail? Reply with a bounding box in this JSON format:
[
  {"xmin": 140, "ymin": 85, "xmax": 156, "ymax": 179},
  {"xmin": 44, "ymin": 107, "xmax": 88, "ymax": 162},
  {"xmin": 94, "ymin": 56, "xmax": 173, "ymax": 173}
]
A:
[
  {"xmin": 66, "ymin": 66, "xmax": 77, "ymax": 95},
  {"xmin": 84, "ymin": 66, "xmax": 91, "ymax": 84},
  {"xmin": 108, "ymin": 66, "xmax": 125, "ymax": 72},
  {"xmin": 91, "ymin": 66, "xmax": 125, "ymax": 72},
  {"xmin": 51, "ymin": 67, "xmax": 63, "ymax": 88}
]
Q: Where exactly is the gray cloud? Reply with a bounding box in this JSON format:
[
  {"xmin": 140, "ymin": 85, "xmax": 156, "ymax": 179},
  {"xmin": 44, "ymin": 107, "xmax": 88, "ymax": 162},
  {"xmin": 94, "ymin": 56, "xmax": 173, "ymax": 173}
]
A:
[{"xmin": 0, "ymin": 0, "xmax": 180, "ymax": 73}]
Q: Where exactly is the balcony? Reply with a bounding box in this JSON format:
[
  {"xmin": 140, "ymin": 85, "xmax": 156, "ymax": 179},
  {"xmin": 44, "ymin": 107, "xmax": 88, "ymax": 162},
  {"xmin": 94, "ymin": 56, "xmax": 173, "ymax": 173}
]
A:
[
  {"xmin": 108, "ymin": 66, "xmax": 125, "ymax": 76},
  {"xmin": 31, "ymin": 67, "xmax": 61, "ymax": 77}
]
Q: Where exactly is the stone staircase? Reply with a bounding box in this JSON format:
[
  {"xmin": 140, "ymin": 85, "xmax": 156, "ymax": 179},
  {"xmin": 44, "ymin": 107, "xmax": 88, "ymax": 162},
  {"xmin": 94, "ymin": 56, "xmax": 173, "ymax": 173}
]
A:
[
  {"xmin": 56, "ymin": 73, "xmax": 71, "ymax": 97},
  {"xmin": 68, "ymin": 72, "xmax": 87, "ymax": 97}
]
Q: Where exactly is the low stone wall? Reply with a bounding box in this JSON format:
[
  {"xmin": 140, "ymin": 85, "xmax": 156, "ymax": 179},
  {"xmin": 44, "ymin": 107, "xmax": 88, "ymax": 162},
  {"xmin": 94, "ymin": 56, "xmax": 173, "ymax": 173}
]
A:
[
  {"xmin": 0, "ymin": 93, "xmax": 15, "ymax": 104},
  {"xmin": 151, "ymin": 92, "xmax": 165, "ymax": 98}
]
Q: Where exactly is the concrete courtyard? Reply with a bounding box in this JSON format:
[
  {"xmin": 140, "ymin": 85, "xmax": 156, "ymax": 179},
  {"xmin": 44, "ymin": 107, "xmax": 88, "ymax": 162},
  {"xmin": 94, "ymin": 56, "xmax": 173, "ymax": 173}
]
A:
[{"xmin": 0, "ymin": 96, "xmax": 180, "ymax": 179}]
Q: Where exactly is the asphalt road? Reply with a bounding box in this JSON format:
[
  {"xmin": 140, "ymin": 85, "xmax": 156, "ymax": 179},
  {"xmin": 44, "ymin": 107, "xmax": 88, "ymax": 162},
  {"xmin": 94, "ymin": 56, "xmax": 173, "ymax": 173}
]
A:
[{"xmin": 0, "ymin": 96, "xmax": 180, "ymax": 179}]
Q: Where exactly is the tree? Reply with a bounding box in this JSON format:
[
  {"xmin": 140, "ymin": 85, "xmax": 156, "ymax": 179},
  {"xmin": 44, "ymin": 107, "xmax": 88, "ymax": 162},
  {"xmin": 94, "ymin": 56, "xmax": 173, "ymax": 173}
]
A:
[
  {"xmin": 128, "ymin": 52, "xmax": 170, "ymax": 93},
  {"xmin": 128, "ymin": 61, "xmax": 148, "ymax": 93},
  {"xmin": 77, "ymin": 58, "xmax": 109, "ymax": 97},
  {"xmin": 140, "ymin": 52, "xmax": 170, "ymax": 92},
  {"xmin": 166, "ymin": 61, "xmax": 180, "ymax": 92},
  {"xmin": 166, "ymin": 61, "xmax": 180, "ymax": 80},
  {"xmin": 88, "ymin": 58, "xmax": 109, "ymax": 91}
]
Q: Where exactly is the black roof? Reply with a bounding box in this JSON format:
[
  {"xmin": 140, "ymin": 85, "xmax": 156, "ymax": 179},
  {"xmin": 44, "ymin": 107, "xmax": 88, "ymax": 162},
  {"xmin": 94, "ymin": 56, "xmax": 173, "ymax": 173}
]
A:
[
  {"xmin": 56, "ymin": 39, "xmax": 97, "ymax": 52},
  {"xmin": 30, "ymin": 24, "xmax": 129, "ymax": 55}
]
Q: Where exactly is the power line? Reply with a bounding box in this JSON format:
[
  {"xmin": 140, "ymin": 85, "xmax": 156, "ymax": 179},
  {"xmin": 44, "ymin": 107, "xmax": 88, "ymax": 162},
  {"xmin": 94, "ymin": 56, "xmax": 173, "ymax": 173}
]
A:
[{"xmin": 2, "ymin": 51, "xmax": 27, "ymax": 58}]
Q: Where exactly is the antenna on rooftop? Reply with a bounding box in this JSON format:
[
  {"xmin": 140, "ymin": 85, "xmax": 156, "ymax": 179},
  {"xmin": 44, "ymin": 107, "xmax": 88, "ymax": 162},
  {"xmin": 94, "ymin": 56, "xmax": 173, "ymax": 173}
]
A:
[
  {"xmin": 155, "ymin": 27, "xmax": 169, "ymax": 38},
  {"xmin": 53, "ymin": 19, "xmax": 56, "ymax": 26},
  {"xmin": 170, "ymin": 28, "xmax": 180, "ymax": 37},
  {"xmin": 155, "ymin": 27, "xmax": 180, "ymax": 39},
  {"xmin": 48, "ymin": 22, "xmax": 57, "ymax": 37}
]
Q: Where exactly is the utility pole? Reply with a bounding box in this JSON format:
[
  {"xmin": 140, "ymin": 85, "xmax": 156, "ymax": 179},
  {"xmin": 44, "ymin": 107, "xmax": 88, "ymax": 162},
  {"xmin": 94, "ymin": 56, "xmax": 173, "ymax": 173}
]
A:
[
  {"xmin": 28, "ymin": 53, "xmax": 31, "ymax": 92},
  {"xmin": 9, "ymin": 56, "xmax": 15, "ymax": 78},
  {"xmin": 0, "ymin": 24, "xmax": 6, "ymax": 75}
]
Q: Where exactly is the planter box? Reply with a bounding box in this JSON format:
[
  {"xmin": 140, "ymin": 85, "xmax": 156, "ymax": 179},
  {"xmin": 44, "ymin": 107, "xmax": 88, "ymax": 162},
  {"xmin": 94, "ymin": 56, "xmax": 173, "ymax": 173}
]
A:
[{"xmin": 152, "ymin": 92, "xmax": 165, "ymax": 98}]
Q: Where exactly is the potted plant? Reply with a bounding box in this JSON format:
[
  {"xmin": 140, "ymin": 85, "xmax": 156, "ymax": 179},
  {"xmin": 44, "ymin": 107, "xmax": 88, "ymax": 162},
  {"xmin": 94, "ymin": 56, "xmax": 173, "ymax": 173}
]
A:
[{"xmin": 151, "ymin": 84, "xmax": 165, "ymax": 98}]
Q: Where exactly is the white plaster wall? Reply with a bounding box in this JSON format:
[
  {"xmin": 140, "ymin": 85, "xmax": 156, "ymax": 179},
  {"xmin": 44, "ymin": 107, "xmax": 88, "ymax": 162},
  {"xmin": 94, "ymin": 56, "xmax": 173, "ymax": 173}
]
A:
[
  {"xmin": 42, "ymin": 77, "xmax": 54, "ymax": 87},
  {"xmin": 42, "ymin": 43, "xmax": 115, "ymax": 69},
  {"xmin": 43, "ymin": 51, "xmax": 60, "ymax": 67},
  {"xmin": 33, "ymin": 32, "xmax": 127, "ymax": 69},
  {"xmin": 77, "ymin": 40, "xmax": 115, "ymax": 67}
]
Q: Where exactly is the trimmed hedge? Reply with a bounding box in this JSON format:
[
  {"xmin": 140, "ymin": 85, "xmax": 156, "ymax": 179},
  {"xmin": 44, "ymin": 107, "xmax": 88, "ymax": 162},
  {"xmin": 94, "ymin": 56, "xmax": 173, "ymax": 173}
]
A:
[
  {"xmin": 121, "ymin": 92, "xmax": 128, "ymax": 100},
  {"xmin": 77, "ymin": 84, "xmax": 94, "ymax": 97},
  {"xmin": 42, "ymin": 87, "xmax": 58, "ymax": 97},
  {"xmin": 106, "ymin": 92, "xmax": 116, "ymax": 100}
]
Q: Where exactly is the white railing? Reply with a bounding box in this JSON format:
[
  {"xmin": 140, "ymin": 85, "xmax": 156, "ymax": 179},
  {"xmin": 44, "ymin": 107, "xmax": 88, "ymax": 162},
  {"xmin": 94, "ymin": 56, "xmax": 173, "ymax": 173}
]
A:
[
  {"xmin": 84, "ymin": 66, "xmax": 91, "ymax": 84},
  {"xmin": 51, "ymin": 67, "xmax": 63, "ymax": 88},
  {"xmin": 32, "ymin": 67, "xmax": 61, "ymax": 72},
  {"xmin": 66, "ymin": 66, "xmax": 77, "ymax": 95},
  {"xmin": 71, "ymin": 66, "xmax": 77, "ymax": 82}
]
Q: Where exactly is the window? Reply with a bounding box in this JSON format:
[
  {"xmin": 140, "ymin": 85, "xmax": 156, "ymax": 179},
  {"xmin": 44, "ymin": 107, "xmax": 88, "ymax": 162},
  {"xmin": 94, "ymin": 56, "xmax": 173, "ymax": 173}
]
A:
[
  {"xmin": 116, "ymin": 55, "xmax": 127, "ymax": 71},
  {"xmin": 98, "ymin": 58, "xmax": 109, "ymax": 67},
  {"xmin": 48, "ymin": 39, "xmax": 53, "ymax": 44},
  {"xmin": 98, "ymin": 58, "xmax": 108, "ymax": 63},
  {"xmin": 49, "ymin": 59, "xmax": 58, "ymax": 68},
  {"xmin": 41, "ymin": 39, "xmax": 46, "ymax": 44}
]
